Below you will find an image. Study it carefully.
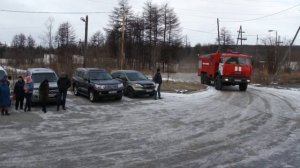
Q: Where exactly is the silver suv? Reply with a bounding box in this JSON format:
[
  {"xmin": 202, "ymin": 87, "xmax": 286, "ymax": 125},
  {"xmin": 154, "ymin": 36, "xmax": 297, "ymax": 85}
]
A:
[{"xmin": 26, "ymin": 68, "xmax": 59, "ymax": 102}]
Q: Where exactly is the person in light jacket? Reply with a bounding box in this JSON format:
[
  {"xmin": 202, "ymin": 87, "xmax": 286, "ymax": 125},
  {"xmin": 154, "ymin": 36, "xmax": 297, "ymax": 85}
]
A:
[
  {"xmin": 24, "ymin": 76, "xmax": 34, "ymax": 112},
  {"xmin": 0, "ymin": 76, "xmax": 11, "ymax": 116},
  {"xmin": 14, "ymin": 76, "xmax": 25, "ymax": 110},
  {"xmin": 153, "ymin": 68, "xmax": 162, "ymax": 100}
]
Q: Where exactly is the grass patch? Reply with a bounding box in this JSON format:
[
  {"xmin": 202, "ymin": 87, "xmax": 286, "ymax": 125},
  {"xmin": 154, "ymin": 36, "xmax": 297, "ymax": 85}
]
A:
[{"xmin": 161, "ymin": 81, "xmax": 207, "ymax": 93}]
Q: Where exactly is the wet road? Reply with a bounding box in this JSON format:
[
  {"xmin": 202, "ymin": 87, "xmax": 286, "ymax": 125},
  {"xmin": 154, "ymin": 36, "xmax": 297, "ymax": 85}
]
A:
[{"xmin": 0, "ymin": 86, "xmax": 299, "ymax": 168}]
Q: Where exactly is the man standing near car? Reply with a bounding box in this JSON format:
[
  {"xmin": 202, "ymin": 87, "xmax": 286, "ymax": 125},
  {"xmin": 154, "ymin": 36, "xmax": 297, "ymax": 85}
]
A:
[
  {"xmin": 153, "ymin": 68, "xmax": 162, "ymax": 100},
  {"xmin": 57, "ymin": 72, "xmax": 71, "ymax": 111}
]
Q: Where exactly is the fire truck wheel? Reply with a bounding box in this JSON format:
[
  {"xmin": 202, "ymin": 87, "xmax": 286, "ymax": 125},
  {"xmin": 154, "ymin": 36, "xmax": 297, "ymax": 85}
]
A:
[
  {"xmin": 239, "ymin": 83, "xmax": 248, "ymax": 91},
  {"xmin": 215, "ymin": 75, "xmax": 222, "ymax": 90},
  {"xmin": 201, "ymin": 74, "xmax": 205, "ymax": 84}
]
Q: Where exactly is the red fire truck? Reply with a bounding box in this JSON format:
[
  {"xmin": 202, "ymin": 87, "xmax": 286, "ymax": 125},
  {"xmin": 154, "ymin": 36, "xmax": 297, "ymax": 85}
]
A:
[{"xmin": 198, "ymin": 52, "xmax": 253, "ymax": 91}]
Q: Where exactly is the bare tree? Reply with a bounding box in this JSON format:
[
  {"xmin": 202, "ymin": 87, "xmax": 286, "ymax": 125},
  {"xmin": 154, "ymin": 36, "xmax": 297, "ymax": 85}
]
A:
[
  {"xmin": 216, "ymin": 27, "xmax": 234, "ymax": 51},
  {"xmin": 89, "ymin": 31, "xmax": 105, "ymax": 47},
  {"xmin": 27, "ymin": 35, "xmax": 36, "ymax": 48},
  {"xmin": 143, "ymin": 0, "xmax": 162, "ymax": 69},
  {"xmin": 55, "ymin": 22, "xmax": 76, "ymax": 48},
  {"xmin": 11, "ymin": 33, "xmax": 26, "ymax": 48},
  {"xmin": 43, "ymin": 17, "xmax": 55, "ymax": 49},
  {"xmin": 160, "ymin": 3, "xmax": 182, "ymax": 71},
  {"xmin": 105, "ymin": 0, "xmax": 133, "ymax": 67}
]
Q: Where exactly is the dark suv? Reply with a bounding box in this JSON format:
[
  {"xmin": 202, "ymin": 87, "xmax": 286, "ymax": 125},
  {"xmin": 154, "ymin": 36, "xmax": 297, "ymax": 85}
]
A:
[
  {"xmin": 111, "ymin": 70, "xmax": 155, "ymax": 98},
  {"xmin": 72, "ymin": 68, "xmax": 124, "ymax": 102}
]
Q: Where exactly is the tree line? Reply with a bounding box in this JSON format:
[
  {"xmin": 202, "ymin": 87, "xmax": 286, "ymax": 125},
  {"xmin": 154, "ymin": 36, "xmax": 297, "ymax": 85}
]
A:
[{"xmin": 0, "ymin": 0, "xmax": 299, "ymax": 76}]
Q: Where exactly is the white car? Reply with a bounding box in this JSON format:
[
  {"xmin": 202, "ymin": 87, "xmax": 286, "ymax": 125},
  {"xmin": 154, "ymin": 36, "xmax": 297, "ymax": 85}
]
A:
[{"xmin": 26, "ymin": 68, "xmax": 59, "ymax": 103}]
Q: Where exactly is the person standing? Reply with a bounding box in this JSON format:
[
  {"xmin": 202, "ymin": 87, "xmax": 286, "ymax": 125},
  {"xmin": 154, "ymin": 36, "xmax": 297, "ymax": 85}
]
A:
[
  {"xmin": 39, "ymin": 79, "xmax": 49, "ymax": 113},
  {"xmin": 0, "ymin": 76, "xmax": 11, "ymax": 116},
  {"xmin": 24, "ymin": 76, "xmax": 34, "ymax": 112},
  {"xmin": 57, "ymin": 72, "xmax": 71, "ymax": 111},
  {"xmin": 14, "ymin": 76, "xmax": 25, "ymax": 110},
  {"xmin": 153, "ymin": 68, "xmax": 162, "ymax": 100}
]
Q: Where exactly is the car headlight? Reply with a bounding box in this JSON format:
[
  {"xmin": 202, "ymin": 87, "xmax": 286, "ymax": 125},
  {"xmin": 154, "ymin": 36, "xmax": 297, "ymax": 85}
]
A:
[
  {"xmin": 95, "ymin": 84, "xmax": 105, "ymax": 89},
  {"xmin": 134, "ymin": 83, "xmax": 143, "ymax": 88},
  {"xmin": 118, "ymin": 83, "xmax": 123, "ymax": 88}
]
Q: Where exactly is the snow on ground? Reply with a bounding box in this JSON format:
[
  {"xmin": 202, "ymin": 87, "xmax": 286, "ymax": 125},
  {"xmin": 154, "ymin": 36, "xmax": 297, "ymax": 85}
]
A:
[{"xmin": 0, "ymin": 74, "xmax": 300, "ymax": 167}]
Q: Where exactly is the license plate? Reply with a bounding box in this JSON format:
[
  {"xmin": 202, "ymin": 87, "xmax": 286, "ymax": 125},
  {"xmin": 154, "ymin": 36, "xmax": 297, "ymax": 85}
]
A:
[
  {"xmin": 235, "ymin": 79, "xmax": 241, "ymax": 82},
  {"xmin": 48, "ymin": 94, "xmax": 56, "ymax": 98},
  {"xmin": 109, "ymin": 91, "xmax": 117, "ymax": 94},
  {"xmin": 146, "ymin": 89, "xmax": 153, "ymax": 92}
]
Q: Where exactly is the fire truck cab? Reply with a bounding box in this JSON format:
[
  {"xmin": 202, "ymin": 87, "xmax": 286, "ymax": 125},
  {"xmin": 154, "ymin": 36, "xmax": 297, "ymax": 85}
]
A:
[{"xmin": 198, "ymin": 52, "xmax": 252, "ymax": 91}]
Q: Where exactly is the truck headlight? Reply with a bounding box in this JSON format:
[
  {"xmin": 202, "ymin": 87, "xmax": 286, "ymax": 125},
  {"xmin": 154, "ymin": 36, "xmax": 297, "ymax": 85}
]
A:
[
  {"xmin": 118, "ymin": 83, "xmax": 123, "ymax": 88},
  {"xmin": 95, "ymin": 84, "xmax": 105, "ymax": 89}
]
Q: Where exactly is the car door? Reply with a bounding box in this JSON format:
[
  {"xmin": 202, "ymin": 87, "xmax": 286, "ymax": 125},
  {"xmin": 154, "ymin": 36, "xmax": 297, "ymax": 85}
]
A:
[
  {"xmin": 119, "ymin": 72, "xmax": 129, "ymax": 88},
  {"xmin": 81, "ymin": 71, "xmax": 90, "ymax": 95},
  {"xmin": 76, "ymin": 70, "xmax": 85, "ymax": 93}
]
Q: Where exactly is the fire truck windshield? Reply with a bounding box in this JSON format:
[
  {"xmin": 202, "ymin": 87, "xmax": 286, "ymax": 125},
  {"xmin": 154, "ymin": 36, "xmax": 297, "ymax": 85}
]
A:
[{"xmin": 224, "ymin": 56, "xmax": 251, "ymax": 65}]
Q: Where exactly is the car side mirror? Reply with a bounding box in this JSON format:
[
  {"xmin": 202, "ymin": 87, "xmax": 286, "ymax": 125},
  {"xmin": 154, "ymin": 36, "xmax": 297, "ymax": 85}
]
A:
[{"xmin": 120, "ymin": 77, "xmax": 127, "ymax": 81}]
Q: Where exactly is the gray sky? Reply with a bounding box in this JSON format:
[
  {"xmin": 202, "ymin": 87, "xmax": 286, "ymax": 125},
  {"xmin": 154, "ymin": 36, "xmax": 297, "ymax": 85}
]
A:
[{"xmin": 0, "ymin": 0, "xmax": 299, "ymax": 47}]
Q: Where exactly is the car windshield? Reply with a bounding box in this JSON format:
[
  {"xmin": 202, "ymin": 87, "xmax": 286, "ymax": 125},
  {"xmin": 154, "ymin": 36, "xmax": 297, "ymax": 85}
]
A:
[
  {"xmin": 89, "ymin": 71, "xmax": 112, "ymax": 80},
  {"xmin": 32, "ymin": 73, "xmax": 58, "ymax": 83},
  {"xmin": 126, "ymin": 72, "xmax": 148, "ymax": 81},
  {"xmin": 224, "ymin": 57, "xmax": 251, "ymax": 65},
  {"xmin": 0, "ymin": 71, "xmax": 5, "ymax": 80}
]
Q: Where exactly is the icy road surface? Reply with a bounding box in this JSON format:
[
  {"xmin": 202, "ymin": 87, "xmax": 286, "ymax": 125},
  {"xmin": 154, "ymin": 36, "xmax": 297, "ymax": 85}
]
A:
[{"xmin": 0, "ymin": 86, "xmax": 300, "ymax": 168}]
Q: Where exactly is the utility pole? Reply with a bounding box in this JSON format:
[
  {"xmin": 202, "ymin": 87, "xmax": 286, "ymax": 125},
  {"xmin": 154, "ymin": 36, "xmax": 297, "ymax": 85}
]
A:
[
  {"xmin": 236, "ymin": 26, "xmax": 247, "ymax": 52},
  {"xmin": 274, "ymin": 26, "xmax": 300, "ymax": 79},
  {"xmin": 217, "ymin": 18, "xmax": 220, "ymax": 52},
  {"xmin": 81, "ymin": 15, "xmax": 88, "ymax": 67},
  {"xmin": 237, "ymin": 26, "xmax": 247, "ymax": 46}
]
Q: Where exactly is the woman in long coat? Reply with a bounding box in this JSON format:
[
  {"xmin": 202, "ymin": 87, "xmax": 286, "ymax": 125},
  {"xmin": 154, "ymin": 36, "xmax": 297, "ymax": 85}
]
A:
[
  {"xmin": 0, "ymin": 76, "xmax": 11, "ymax": 116},
  {"xmin": 39, "ymin": 79, "xmax": 49, "ymax": 113}
]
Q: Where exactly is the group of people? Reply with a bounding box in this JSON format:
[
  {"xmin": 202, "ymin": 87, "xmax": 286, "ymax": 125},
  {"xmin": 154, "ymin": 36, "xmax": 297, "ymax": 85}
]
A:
[
  {"xmin": 1, "ymin": 69, "xmax": 161, "ymax": 116},
  {"xmin": 0, "ymin": 72, "xmax": 71, "ymax": 116}
]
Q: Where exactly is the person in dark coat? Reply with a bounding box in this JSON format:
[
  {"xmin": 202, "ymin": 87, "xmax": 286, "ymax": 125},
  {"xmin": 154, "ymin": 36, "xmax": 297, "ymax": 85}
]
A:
[
  {"xmin": 24, "ymin": 76, "xmax": 34, "ymax": 112},
  {"xmin": 153, "ymin": 68, "xmax": 162, "ymax": 100},
  {"xmin": 57, "ymin": 72, "xmax": 71, "ymax": 111},
  {"xmin": 14, "ymin": 76, "xmax": 25, "ymax": 110},
  {"xmin": 0, "ymin": 76, "xmax": 11, "ymax": 116},
  {"xmin": 39, "ymin": 79, "xmax": 49, "ymax": 113}
]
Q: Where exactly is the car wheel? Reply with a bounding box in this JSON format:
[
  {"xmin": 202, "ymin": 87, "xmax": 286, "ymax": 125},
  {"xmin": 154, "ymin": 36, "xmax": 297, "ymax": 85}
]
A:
[
  {"xmin": 239, "ymin": 83, "xmax": 248, "ymax": 91},
  {"xmin": 215, "ymin": 75, "xmax": 222, "ymax": 90},
  {"xmin": 127, "ymin": 87, "xmax": 135, "ymax": 98},
  {"xmin": 73, "ymin": 85, "xmax": 79, "ymax": 96},
  {"xmin": 115, "ymin": 95, "xmax": 122, "ymax": 100},
  {"xmin": 201, "ymin": 73, "xmax": 206, "ymax": 84},
  {"xmin": 89, "ymin": 90, "xmax": 96, "ymax": 102},
  {"xmin": 149, "ymin": 91, "xmax": 155, "ymax": 97}
]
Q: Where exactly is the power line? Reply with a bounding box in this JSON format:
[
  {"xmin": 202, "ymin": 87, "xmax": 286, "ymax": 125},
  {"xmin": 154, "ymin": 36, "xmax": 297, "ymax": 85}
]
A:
[
  {"xmin": 0, "ymin": 9, "xmax": 111, "ymax": 14},
  {"xmin": 221, "ymin": 3, "xmax": 300, "ymax": 22},
  {"xmin": 183, "ymin": 27, "xmax": 216, "ymax": 34}
]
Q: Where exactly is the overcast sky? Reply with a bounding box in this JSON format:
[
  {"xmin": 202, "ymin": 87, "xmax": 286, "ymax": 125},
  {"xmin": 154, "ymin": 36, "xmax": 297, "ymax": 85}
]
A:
[{"xmin": 0, "ymin": 0, "xmax": 299, "ymax": 47}]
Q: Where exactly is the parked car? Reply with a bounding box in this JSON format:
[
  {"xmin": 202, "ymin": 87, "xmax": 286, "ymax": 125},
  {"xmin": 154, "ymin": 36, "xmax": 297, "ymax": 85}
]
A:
[
  {"xmin": 26, "ymin": 68, "xmax": 59, "ymax": 103},
  {"xmin": 111, "ymin": 70, "xmax": 155, "ymax": 98},
  {"xmin": 72, "ymin": 68, "xmax": 123, "ymax": 102}
]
